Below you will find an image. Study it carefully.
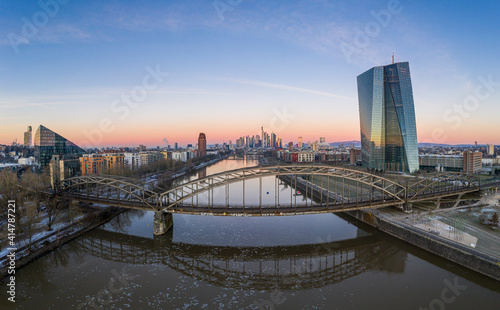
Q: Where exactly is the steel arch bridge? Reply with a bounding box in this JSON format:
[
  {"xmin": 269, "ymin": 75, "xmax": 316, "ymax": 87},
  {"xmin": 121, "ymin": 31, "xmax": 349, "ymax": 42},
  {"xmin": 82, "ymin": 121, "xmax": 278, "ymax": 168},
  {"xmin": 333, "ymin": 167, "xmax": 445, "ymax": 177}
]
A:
[
  {"xmin": 59, "ymin": 175, "xmax": 162, "ymax": 210},
  {"xmin": 58, "ymin": 165, "xmax": 480, "ymax": 215}
]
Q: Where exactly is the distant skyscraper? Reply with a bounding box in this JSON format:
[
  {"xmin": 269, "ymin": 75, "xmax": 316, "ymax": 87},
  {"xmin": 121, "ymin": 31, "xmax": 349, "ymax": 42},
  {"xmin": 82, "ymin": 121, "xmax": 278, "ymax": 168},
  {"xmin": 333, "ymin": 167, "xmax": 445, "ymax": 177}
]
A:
[
  {"xmin": 34, "ymin": 125, "xmax": 84, "ymax": 167},
  {"xmin": 311, "ymin": 141, "xmax": 319, "ymax": 152},
  {"xmin": 357, "ymin": 61, "xmax": 419, "ymax": 173},
  {"xmin": 198, "ymin": 133, "xmax": 206, "ymax": 157},
  {"xmin": 174, "ymin": 142, "xmax": 178, "ymax": 149},
  {"xmin": 24, "ymin": 126, "xmax": 32, "ymax": 147},
  {"xmin": 288, "ymin": 142, "xmax": 293, "ymax": 151},
  {"xmin": 320, "ymin": 137, "xmax": 325, "ymax": 144},
  {"xmin": 261, "ymin": 126, "xmax": 264, "ymax": 147},
  {"xmin": 298, "ymin": 137, "xmax": 303, "ymax": 148},
  {"xmin": 271, "ymin": 133, "xmax": 276, "ymax": 148},
  {"xmin": 487, "ymin": 144, "xmax": 495, "ymax": 155}
]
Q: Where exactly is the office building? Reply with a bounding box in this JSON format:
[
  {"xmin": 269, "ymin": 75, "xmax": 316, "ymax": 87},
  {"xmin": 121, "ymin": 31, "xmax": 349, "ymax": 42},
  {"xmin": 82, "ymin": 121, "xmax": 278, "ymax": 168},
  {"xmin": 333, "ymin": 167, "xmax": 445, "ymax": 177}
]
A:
[
  {"xmin": 357, "ymin": 61, "xmax": 419, "ymax": 173},
  {"xmin": 298, "ymin": 137, "xmax": 303, "ymax": 148},
  {"xmin": 24, "ymin": 126, "xmax": 32, "ymax": 147},
  {"xmin": 50, "ymin": 154, "xmax": 81, "ymax": 186},
  {"xmin": 320, "ymin": 137, "xmax": 325, "ymax": 144},
  {"xmin": 198, "ymin": 133, "xmax": 207, "ymax": 157},
  {"xmin": 34, "ymin": 125, "xmax": 84, "ymax": 168}
]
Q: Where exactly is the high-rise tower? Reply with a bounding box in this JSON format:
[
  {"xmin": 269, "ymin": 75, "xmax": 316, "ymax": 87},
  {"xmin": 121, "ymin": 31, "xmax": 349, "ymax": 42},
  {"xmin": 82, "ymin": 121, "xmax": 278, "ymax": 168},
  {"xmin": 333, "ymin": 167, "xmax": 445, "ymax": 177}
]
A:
[
  {"xmin": 24, "ymin": 126, "xmax": 32, "ymax": 147},
  {"xmin": 198, "ymin": 133, "xmax": 207, "ymax": 157},
  {"xmin": 357, "ymin": 61, "xmax": 418, "ymax": 173}
]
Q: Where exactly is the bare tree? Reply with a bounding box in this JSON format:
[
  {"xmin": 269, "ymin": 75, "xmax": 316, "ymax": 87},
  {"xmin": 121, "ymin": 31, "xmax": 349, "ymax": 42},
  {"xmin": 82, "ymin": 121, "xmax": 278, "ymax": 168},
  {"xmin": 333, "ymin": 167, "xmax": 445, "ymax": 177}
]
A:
[
  {"xmin": 67, "ymin": 200, "xmax": 82, "ymax": 224},
  {"xmin": 20, "ymin": 201, "xmax": 41, "ymax": 253},
  {"xmin": 0, "ymin": 169, "xmax": 20, "ymax": 220},
  {"xmin": 44, "ymin": 194, "xmax": 65, "ymax": 231},
  {"xmin": 21, "ymin": 169, "xmax": 49, "ymax": 212}
]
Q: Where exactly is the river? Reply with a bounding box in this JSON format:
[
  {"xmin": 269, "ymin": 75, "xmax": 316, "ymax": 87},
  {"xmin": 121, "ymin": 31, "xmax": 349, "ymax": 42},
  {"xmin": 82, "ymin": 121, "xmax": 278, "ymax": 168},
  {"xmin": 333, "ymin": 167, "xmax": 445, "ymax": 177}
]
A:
[{"xmin": 1, "ymin": 158, "xmax": 499, "ymax": 309}]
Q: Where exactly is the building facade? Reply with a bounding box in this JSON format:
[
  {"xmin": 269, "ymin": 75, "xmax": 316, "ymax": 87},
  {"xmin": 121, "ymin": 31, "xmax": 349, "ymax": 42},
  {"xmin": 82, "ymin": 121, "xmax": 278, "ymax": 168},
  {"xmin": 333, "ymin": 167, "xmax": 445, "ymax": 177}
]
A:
[
  {"xmin": 124, "ymin": 153, "xmax": 141, "ymax": 169},
  {"xmin": 419, "ymin": 155, "xmax": 463, "ymax": 172},
  {"xmin": 24, "ymin": 126, "xmax": 32, "ymax": 147},
  {"xmin": 198, "ymin": 133, "xmax": 207, "ymax": 157},
  {"xmin": 80, "ymin": 154, "xmax": 105, "ymax": 175},
  {"xmin": 487, "ymin": 144, "xmax": 495, "ymax": 155},
  {"xmin": 34, "ymin": 125, "xmax": 84, "ymax": 168},
  {"xmin": 463, "ymin": 151, "xmax": 482, "ymax": 173},
  {"xmin": 80, "ymin": 153, "xmax": 125, "ymax": 175},
  {"xmin": 357, "ymin": 61, "xmax": 419, "ymax": 173}
]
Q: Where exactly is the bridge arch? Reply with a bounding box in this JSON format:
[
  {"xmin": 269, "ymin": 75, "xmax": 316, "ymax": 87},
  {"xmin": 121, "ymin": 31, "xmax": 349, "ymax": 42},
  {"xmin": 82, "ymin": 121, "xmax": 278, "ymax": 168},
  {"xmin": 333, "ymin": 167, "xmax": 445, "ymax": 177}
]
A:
[
  {"xmin": 160, "ymin": 165, "xmax": 408, "ymax": 209},
  {"xmin": 60, "ymin": 175, "xmax": 161, "ymax": 210},
  {"xmin": 406, "ymin": 172, "xmax": 480, "ymax": 202}
]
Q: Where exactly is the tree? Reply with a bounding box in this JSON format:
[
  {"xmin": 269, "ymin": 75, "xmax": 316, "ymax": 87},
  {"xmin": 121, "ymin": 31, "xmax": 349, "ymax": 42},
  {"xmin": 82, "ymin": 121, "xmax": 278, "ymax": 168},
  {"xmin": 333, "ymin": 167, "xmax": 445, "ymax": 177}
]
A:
[
  {"xmin": 20, "ymin": 169, "xmax": 49, "ymax": 212},
  {"xmin": 67, "ymin": 200, "xmax": 82, "ymax": 224},
  {"xmin": 491, "ymin": 212, "xmax": 499, "ymax": 227},
  {"xmin": 20, "ymin": 201, "xmax": 41, "ymax": 253},
  {"xmin": 0, "ymin": 169, "xmax": 20, "ymax": 220},
  {"xmin": 44, "ymin": 194, "xmax": 65, "ymax": 231}
]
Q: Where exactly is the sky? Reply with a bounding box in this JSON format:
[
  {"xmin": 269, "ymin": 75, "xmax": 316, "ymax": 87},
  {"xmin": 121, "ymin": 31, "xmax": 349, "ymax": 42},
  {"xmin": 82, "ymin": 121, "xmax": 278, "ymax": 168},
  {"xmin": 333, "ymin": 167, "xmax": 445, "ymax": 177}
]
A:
[{"xmin": 1, "ymin": 0, "xmax": 499, "ymax": 147}]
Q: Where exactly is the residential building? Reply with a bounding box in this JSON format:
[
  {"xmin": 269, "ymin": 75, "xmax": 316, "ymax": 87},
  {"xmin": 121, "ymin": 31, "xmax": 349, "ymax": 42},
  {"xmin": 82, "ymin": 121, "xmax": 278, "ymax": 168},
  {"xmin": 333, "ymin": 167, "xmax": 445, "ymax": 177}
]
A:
[
  {"xmin": 18, "ymin": 156, "xmax": 35, "ymax": 165},
  {"xmin": 80, "ymin": 154, "xmax": 106, "ymax": 175},
  {"xmin": 103, "ymin": 153, "xmax": 125, "ymax": 173},
  {"xmin": 298, "ymin": 152, "xmax": 315, "ymax": 163},
  {"xmin": 124, "ymin": 153, "xmax": 141, "ymax": 169},
  {"xmin": 463, "ymin": 151, "xmax": 482, "ymax": 173}
]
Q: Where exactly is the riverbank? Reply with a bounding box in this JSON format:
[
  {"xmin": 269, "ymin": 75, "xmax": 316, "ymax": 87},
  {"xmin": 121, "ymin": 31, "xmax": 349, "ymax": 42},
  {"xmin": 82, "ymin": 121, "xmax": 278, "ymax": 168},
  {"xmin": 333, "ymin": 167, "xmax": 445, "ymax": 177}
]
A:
[
  {"xmin": 285, "ymin": 175, "xmax": 500, "ymax": 281},
  {"xmin": 0, "ymin": 205, "xmax": 124, "ymax": 280},
  {"xmin": 0, "ymin": 155, "xmax": 228, "ymax": 280}
]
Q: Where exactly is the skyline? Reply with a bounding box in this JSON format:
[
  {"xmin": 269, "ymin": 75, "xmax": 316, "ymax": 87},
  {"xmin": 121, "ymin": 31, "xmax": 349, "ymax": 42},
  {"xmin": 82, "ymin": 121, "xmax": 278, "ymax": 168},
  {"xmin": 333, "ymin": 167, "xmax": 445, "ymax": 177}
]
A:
[{"xmin": 2, "ymin": 0, "xmax": 500, "ymax": 146}]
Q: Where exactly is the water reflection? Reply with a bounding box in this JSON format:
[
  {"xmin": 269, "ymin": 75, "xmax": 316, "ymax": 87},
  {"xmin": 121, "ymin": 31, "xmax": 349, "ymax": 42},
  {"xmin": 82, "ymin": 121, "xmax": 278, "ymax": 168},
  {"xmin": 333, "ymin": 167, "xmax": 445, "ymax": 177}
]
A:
[{"xmin": 73, "ymin": 228, "xmax": 407, "ymax": 291}]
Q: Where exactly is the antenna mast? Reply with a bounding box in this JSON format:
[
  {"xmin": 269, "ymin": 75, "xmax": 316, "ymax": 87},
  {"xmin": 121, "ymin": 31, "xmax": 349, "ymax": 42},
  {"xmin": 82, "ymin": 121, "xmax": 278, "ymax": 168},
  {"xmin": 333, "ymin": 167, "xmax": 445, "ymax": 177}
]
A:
[{"xmin": 392, "ymin": 52, "xmax": 395, "ymax": 64}]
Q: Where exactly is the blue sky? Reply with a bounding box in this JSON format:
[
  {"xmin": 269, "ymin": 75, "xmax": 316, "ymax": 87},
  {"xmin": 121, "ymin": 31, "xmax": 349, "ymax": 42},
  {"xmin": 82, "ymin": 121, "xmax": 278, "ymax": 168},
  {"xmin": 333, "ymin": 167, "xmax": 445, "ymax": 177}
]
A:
[{"xmin": 1, "ymin": 0, "xmax": 499, "ymax": 147}]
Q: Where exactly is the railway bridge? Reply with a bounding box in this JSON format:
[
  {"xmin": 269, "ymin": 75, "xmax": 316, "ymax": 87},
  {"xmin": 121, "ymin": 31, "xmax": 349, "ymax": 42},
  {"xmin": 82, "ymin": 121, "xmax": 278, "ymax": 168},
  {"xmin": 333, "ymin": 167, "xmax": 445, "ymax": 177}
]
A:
[{"xmin": 57, "ymin": 165, "xmax": 481, "ymax": 235}]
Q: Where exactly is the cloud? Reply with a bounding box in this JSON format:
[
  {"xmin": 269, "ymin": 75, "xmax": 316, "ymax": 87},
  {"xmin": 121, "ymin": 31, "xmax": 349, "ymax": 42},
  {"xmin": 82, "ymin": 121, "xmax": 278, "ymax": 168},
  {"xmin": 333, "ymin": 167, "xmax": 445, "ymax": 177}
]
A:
[{"xmin": 217, "ymin": 77, "xmax": 354, "ymax": 100}]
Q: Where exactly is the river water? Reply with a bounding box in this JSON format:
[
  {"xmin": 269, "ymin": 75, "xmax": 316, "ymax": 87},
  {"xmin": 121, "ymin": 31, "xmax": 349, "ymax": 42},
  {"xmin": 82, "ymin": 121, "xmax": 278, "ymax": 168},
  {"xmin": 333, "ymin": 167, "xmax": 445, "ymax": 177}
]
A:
[{"xmin": 1, "ymin": 158, "xmax": 499, "ymax": 309}]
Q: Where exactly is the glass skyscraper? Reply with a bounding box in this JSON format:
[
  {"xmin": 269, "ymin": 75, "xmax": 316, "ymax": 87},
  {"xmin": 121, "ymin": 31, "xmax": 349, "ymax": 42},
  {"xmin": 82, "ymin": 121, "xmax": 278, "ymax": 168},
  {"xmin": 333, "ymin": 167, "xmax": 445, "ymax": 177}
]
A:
[
  {"xmin": 357, "ymin": 62, "xmax": 419, "ymax": 173},
  {"xmin": 34, "ymin": 125, "xmax": 85, "ymax": 167}
]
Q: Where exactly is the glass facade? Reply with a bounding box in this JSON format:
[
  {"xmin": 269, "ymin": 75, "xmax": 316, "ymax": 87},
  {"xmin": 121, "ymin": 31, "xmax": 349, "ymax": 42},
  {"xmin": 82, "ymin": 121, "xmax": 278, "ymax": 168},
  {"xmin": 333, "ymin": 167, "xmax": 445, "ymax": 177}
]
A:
[
  {"xmin": 357, "ymin": 62, "xmax": 419, "ymax": 173},
  {"xmin": 34, "ymin": 125, "xmax": 84, "ymax": 168}
]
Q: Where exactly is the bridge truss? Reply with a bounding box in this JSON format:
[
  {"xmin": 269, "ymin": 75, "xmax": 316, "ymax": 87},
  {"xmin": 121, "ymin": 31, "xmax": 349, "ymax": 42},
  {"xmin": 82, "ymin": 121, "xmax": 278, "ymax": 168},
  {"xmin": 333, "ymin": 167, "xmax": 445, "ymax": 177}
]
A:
[{"xmin": 58, "ymin": 165, "xmax": 480, "ymax": 215}]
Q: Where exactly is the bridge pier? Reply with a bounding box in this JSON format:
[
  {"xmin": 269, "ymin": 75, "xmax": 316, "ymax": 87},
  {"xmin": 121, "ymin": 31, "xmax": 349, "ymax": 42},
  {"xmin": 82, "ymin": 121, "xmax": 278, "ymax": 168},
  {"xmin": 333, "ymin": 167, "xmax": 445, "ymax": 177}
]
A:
[
  {"xmin": 153, "ymin": 211, "xmax": 173, "ymax": 236},
  {"xmin": 403, "ymin": 202, "xmax": 413, "ymax": 213}
]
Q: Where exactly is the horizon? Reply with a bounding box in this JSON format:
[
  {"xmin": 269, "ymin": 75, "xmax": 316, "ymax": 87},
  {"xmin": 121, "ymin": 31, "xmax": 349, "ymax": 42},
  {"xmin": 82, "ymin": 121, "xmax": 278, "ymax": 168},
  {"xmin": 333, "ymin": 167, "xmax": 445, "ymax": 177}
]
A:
[{"xmin": 2, "ymin": 1, "xmax": 500, "ymax": 146}]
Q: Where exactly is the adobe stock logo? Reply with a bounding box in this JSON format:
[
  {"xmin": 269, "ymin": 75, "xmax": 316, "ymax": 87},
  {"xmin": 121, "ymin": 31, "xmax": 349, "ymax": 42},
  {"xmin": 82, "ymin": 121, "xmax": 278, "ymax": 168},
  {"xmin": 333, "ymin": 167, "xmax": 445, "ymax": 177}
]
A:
[
  {"xmin": 7, "ymin": 0, "xmax": 70, "ymax": 54},
  {"xmin": 431, "ymin": 75, "xmax": 499, "ymax": 144},
  {"xmin": 340, "ymin": 0, "xmax": 406, "ymax": 63},
  {"xmin": 213, "ymin": 0, "xmax": 243, "ymax": 21}
]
